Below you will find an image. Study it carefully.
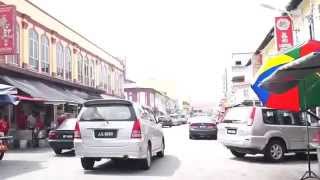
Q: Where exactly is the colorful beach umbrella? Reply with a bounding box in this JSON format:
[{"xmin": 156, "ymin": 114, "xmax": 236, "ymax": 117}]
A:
[{"xmin": 252, "ymin": 40, "xmax": 320, "ymax": 112}]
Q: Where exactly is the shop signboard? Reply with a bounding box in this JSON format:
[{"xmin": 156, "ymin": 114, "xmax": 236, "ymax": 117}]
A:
[
  {"xmin": 0, "ymin": 5, "xmax": 16, "ymax": 55},
  {"xmin": 275, "ymin": 16, "xmax": 293, "ymax": 51}
]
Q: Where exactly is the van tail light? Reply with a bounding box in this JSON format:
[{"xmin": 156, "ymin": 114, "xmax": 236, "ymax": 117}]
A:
[
  {"xmin": 74, "ymin": 121, "xmax": 81, "ymax": 139},
  {"xmin": 248, "ymin": 107, "xmax": 256, "ymax": 126},
  {"xmin": 312, "ymin": 130, "xmax": 320, "ymax": 144},
  {"xmin": 131, "ymin": 119, "xmax": 142, "ymax": 139},
  {"xmin": 48, "ymin": 130, "xmax": 58, "ymax": 139}
]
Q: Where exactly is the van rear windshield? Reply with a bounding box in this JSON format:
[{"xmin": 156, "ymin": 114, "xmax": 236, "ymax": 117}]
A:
[
  {"xmin": 223, "ymin": 107, "xmax": 251, "ymax": 124},
  {"xmin": 80, "ymin": 105, "xmax": 133, "ymax": 121}
]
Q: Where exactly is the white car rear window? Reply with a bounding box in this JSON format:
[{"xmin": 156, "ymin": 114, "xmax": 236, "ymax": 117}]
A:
[{"xmin": 80, "ymin": 105, "xmax": 132, "ymax": 121}]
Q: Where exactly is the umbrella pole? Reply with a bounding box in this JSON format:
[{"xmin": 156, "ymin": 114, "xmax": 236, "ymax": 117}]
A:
[{"xmin": 300, "ymin": 111, "xmax": 320, "ymax": 180}]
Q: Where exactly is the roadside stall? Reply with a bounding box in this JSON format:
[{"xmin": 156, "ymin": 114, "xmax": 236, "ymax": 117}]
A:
[
  {"xmin": 252, "ymin": 40, "xmax": 320, "ymax": 180},
  {"xmin": 0, "ymin": 84, "xmax": 19, "ymax": 160}
]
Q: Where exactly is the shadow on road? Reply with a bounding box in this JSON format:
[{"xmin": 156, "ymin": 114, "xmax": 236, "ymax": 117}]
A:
[
  {"xmin": 54, "ymin": 149, "xmax": 75, "ymax": 157},
  {"xmin": 84, "ymin": 155, "xmax": 181, "ymax": 177},
  {"xmin": 231, "ymin": 153, "xmax": 318, "ymax": 165},
  {"xmin": 0, "ymin": 160, "xmax": 44, "ymax": 179}
]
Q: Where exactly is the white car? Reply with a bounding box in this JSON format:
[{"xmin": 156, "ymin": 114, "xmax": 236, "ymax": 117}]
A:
[{"xmin": 74, "ymin": 99, "xmax": 165, "ymax": 170}]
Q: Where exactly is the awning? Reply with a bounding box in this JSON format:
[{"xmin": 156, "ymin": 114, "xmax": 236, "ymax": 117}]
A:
[
  {"xmin": 1, "ymin": 76, "xmax": 84, "ymax": 104},
  {"xmin": 0, "ymin": 84, "xmax": 17, "ymax": 95}
]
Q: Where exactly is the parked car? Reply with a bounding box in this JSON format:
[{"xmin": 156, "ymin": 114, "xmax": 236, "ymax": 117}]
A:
[
  {"xmin": 170, "ymin": 114, "xmax": 182, "ymax": 126},
  {"xmin": 74, "ymin": 99, "xmax": 165, "ymax": 170},
  {"xmin": 158, "ymin": 115, "xmax": 173, "ymax": 127},
  {"xmin": 48, "ymin": 118, "xmax": 77, "ymax": 154},
  {"xmin": 189, "ymin": 116, "xmax": 217, "ymax": 139},
  {"xmin": 218, "ymin": 106, "xmax": 319, "ymax": 162},
  {"xmin": 180, "ymin": 114, "xmax": 188, "ymax": 124}
]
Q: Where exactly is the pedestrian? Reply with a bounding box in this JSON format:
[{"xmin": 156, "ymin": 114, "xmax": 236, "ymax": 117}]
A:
[
  {"xmin": 27, "ymin": 111, "xmax": 36, "ymax": 129},
  {"xmin": 0, "ymin": 113, "xmax": 9, "ymax": 136},
  {"xmin": 35, "ymin": 112, "xmax": 45, "ymax": 130},
  {"xmin": 17, "ymin": 108, "xmax": 27, "ymax": 129}
]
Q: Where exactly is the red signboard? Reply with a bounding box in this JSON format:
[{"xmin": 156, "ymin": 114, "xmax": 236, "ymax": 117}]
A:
[
  {"xmin": 275, "ymin": 16, "xmax": 293, "ymax": 51},
  {"xmin": 0, "ymin": 5, "xmax": 16, "ymax": 55}
]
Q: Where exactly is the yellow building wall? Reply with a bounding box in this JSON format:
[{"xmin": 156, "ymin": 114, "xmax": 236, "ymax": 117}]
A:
[{"xmin": 0, "ymin": 0, "xmax": 124, "ymax": 97}]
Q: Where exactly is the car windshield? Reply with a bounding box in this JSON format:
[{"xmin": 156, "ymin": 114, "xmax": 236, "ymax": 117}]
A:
[{"xmin": 80, "ymin": 105, "xmax": 133, "ymax": 121}]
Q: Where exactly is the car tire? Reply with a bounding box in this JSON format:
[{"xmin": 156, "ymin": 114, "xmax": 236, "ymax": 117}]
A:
[
  {"xmin": 140, "ymin": 144, "xmax": 152, "ymax": 170},
  {"xmin": 264, "ymin": 140, "xmax": 285, "ymax": 162},
  {"xmin": 0, "ymin": 152, "xmax": 4, "ymax": 160},
  {"xmin": 54, "ymin": 149, "xmax": 62, "ymax": 155},
  {"xmin": 189, "ymin": 134, "xmax": 193, "ymax": 139},
  {"xmin": 81, "ymin": 158, "xmax": 95, "ymax": 170},
  {"xmin": 157, "ymin": 139, "xmax": 165, "ymax": 158},
  {"xmin": 230, "ymin": 150, "xmax": 246, "ymax": 158}
]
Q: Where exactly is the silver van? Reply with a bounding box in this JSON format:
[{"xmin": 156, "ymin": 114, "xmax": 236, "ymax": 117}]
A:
[
  {"xmin": 74, "ymin": 99, "xmax": 165, "ymax": 170},
  {"xmin": 218, "ymin": 106, "xmax": 320, "ymax": 162}
]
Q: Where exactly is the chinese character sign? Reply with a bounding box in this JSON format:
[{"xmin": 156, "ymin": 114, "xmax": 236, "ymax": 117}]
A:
[
  {"xmin": 0, "ymin": 5, "xmax": 16, "ymax": 55},
  {"xmin": 275, "ymin": 16, "xmax": 293, "ymax": 51}
]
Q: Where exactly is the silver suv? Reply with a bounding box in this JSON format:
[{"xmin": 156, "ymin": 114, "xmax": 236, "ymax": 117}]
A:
[
  {"xmin": 218, "ymin": 106, "xmax": 319, "ymax": 162},
  {"xmin": 74, "ymin": 99, "xmax": 165, "ymax": 170}
]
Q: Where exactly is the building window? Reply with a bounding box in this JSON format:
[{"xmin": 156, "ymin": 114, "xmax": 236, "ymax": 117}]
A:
[
  {"xmin": 65, "ymin": 47, "xmax": 72, "ymax": 80},
  {"xmin": 29, "ymin": 28, "xmax": 39, "ymax": 70},
  {"xmin": 77, "ymin": 54, "xmax": 83, "ymax": 83},
  {"xmin": 89, "ymin": 59, "xmax": 95, "ymax": 87},
  {"xmin": 40, "ymin": 34, "xmax": 49, "ymax": 73},
  {"xmin": 56, "ymin": 43, "xmax": 64, "ymax": 78},
  {"xmin": 6, "ymin": 23, "xmax": 20, "ymax": 65},
  {"xmin": 84, "ymin": 56, "xmax": 89, "ymax": 86},
  {"xmin": 99, "ymin": 62, "xmax": 105, "ymax": 88},
  {"xmin": 108, "ymin": 71, "xmax": 111, "ymax": 93},
  {"xmin": 104, "ymin": 64, "xmax": 108, "ymax": 90}
]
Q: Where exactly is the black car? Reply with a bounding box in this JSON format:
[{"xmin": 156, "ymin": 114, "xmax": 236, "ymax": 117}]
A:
[
  {"xmin": 48, "ymin": 118, "xmax": 77, "ymax": 154},
  {"xmin": 158, "ymin": 116, "xmax": 173, "ymax": 127},
  {"xmin": 189, "ymin": 116, "xmax": 217, "ymax": 139}
]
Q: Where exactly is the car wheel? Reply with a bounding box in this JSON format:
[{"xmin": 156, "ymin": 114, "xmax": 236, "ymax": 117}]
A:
[
  {"xmin": 230, "ymin": 150, "xmax": 246, "ymax": 158},
  {"xmin": 0, "ymin": 152, "xmax": 4, "ymax": 160},
  {"xmin": 81, "ymin": 158, "xmax": 95, "ymax": 170},
  {"xmin": 54, "ymin": 149, "xmax": 62, "ymax": 155},
  {"xmin": 189, "ymin": 134, "xmax": 193, "ymax": 139},
  {"xmin": 140, "ymin": 144, "xmax": 152, "ymax": 170},
  {"xmin": 264, "ymin": 140, "xmax": 285, "ymax": 162},
  {"xmin": 157, "ymin": 139, "xmax": 165, "ymax": 158}
]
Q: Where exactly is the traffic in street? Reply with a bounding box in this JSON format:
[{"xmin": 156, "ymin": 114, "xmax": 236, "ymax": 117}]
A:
[{"xmin": 1, "ymin": 124, "xmax": 318, "ymax": 180}]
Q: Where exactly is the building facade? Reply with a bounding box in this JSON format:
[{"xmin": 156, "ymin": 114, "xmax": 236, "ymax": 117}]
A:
[
  {"xmin": 0, "ymin": 0, "xmax": 125, "ymax": 146},
  {"xmin": 124, "ymin": 85, "xmax": 177, "ymax": 115}
]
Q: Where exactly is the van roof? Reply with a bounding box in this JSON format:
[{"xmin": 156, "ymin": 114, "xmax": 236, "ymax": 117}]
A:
[{"xmin": 84, "ymin": 99, "xmax": 132, "ymax": 107}]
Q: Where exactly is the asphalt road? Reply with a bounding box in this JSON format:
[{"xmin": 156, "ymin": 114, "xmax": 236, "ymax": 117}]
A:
[{"xmin": 1, "ymin": 125, "xmax": 320, "ymax": 180}]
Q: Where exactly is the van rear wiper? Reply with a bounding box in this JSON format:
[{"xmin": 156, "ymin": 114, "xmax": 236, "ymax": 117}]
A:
[{"xmin": 80, "ymin": 118, "xmax": 108, "ymax": 122}]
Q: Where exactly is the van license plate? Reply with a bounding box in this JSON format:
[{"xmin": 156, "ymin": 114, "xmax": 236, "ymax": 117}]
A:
[
  {"xmin": 227, "ymin": 129, "xmax": 237, "ymax": 134},
  {"xmin": 94, "ymin": 130, "xmax": 117, "ymax": 138}
]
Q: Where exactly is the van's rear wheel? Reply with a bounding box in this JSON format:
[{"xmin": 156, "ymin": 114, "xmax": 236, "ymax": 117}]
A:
[
  {"xmin": 140, "ymin": 144, "xmax": 152, "ymax": 170},
  {"xmin": 230, "ymin": 150, "xmax": 246, "ymax": 158},
  {"xmin": 81, "ymin": 158, "xmax": 95, "ymax": 170},
  {"xmin": 157, "ymin": 139, "xmax": 165, "ymax": 158},
  {"xmin": 264, "ymin": 140, "xmax": 285, "ymax": 162},
  {"xmin": 0, "ymin": 152, "xmax": 4, "ymax": 160}
]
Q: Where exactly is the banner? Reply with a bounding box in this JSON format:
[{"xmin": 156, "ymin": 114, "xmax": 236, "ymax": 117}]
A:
[
  {"xmin": 0, "ymin": 5, "xmax": 16, "ymax": 55},
  {"xmin": 275, "ymin": 16, "xmax": 293, "ymax": 51}
]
